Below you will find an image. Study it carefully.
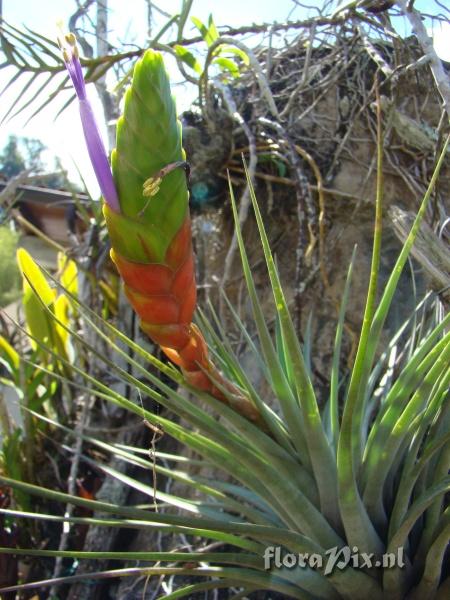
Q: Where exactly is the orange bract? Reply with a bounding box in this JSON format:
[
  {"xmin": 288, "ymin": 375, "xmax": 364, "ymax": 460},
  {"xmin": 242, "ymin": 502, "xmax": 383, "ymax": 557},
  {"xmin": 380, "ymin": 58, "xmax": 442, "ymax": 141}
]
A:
[{"xmin": 111, "ymin": 214, "xmax": 216, "ymax": 395}]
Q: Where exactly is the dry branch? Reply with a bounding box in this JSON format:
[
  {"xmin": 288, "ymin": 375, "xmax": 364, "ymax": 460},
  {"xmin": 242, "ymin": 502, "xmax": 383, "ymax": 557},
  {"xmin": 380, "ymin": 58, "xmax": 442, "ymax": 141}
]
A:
[{"xmin": 396, "ymin": 0, "xmax": 450, "ymax": 120}]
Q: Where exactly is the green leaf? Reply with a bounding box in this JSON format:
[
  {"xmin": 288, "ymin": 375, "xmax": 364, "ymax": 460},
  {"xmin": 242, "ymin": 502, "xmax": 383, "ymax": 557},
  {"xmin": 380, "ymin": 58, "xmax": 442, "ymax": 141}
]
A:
[
  {"xmin": 221, "ymin": 45, "xmax": 249, "ymax": 65},
  {"xmin": 57, "ymin": 253, "xmax": 78, "ymax": 297},
  {"xmin": 174, "ymin": 44, "xmax": 202, "ymax": 74},
  {"xmin": 0, "ymin": 474, "xmax": 328, "ymax": 554},
  {"xmin": 389, "ymin": 428, "xmax": 450, "ymax": 539},
  {"xmin": 360, "ymin": 133, "xmax": 449, "ymax": 448},
  {"xmin": 241, "ymin": 163, "xmax": 340, "ymax": 531},
  {"xmin": 197, "ymin": 304, "xmax": 295, "ymax": 455},
  {"xmin": 383, "ymin": 477, "xmax": 450, "ymax": 598},
  {"xmin": 191, "ymin": 15, "xmax": 219, "ymax": 47},
  {"xmin": 362, "ymin": 332, "xmax": 450, "ymax": 527},
  {"xmin": 16, "ymin": 247, "xmax": 55, "ymax": 349},
  {"xmin": 0, "ymin": 559, "xmax": 315, "ymax": 599},
  {"xmin": 213, "ymin": 57, "xmax": 240, "ymax": 78},
  {"xmin": 227, "ymin": 180, "xmax": 310, "ymax": 466},
  {"xmin": 326, "ymin": 246, "xmax": 357, "ymax": 452},
  {"xmin": 337, "ymin": 106, "xmax": 386, "ymax": 556},
  {"xmin": 0, "ymin": 546, "xmax": 262, "ymax": 569},
  {"xmin": 363, "ymin": 313, "xmax": 450, "ymax": 479},
  {"xmin": 32, "ymin": 407, "xmax": 274, "ymax": 527},
  {"xmin": 0, "ymin": 334, "xmax": 20, "ymax": 372},
  {"xmin": 1, "ymin": 430, "xmax": 31, "ymax": 511},
  {"xmin": 162, "ymin": 582, "xmax": 253, "ymax": 600},
  {"xmin": 412, "ymin": 512, "xmax": 450, "ymax": 600}
]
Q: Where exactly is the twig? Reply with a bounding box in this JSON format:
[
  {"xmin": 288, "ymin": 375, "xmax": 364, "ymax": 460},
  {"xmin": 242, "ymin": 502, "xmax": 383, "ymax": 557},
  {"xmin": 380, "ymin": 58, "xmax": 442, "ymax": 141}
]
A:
[
  {"xmin": 280, "ymin": 22, "xmax": 316, "ymax": 118},
  {"xmin": 224, "ymin": 166, "xmax": 367, "ymax": 202},
  {"xmin": 396, "ymin": 0, "xmax": 450, "ymax": 120},
  {"xmin": 205, "ymin": 37, "xmax": 280, "ymax": 119},
  {"xmin": 68, "ymin": 0, "xmax": 96, "ymax": 58},
  {"xmin": 215, "ymin": 81, "xmax": 258, "ymax": 307},
  {"xmin": 294, "ymin": 144, "xmax": 328, "ymax": 290},
  {"xmin": 143, "ymin": 419, "xmax": 164, "ymax": 512},
  {"xmin": 47, "ymin": 393, "xmax": 90, "ymax": 599},
  {"xmin": 358, "ymin": 26, "xmax": 394, "ymax": 77},
  {"xmin": 13, "ymin": 213, "xmax": 66, "ymax": 253},
  {"xmin": 260, "ymin": 117, "xmax": 317, "ymax": 329},
  {"xmin": 390, "ymin": 204, "xmax": 450, "ymax": 298}
]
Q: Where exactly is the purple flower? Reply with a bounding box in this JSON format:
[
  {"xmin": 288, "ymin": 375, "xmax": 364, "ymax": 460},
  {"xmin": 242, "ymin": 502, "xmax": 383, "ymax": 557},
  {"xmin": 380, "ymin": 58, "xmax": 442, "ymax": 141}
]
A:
[{"xmin": 58, "ymin": 32, "xmax": 120, "ymax": 213}]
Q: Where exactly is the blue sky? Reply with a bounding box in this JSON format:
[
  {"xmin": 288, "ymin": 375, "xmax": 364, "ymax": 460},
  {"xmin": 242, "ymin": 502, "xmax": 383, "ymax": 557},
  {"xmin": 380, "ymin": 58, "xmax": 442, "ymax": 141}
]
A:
[{"xmin": 0, "ymin": 0, "xmax": 448, "ymax": 195}]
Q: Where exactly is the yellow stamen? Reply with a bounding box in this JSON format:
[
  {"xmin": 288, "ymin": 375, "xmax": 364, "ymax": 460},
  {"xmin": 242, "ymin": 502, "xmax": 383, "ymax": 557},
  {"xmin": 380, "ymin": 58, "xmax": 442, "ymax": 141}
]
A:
[
  {"xmin": 139, "ymin": 161, "xmax": 188, "ymax": 217},
  {"xmin": 65, "ymin": 32, "xmax": 77, "ymax": 46},
  {"xmin": 57, "ymin": 23, "xmax": 79, "ymax": 60},
  {"xmin": 143, "ymin": 176, "xmax": 162, "ymax": 197}
]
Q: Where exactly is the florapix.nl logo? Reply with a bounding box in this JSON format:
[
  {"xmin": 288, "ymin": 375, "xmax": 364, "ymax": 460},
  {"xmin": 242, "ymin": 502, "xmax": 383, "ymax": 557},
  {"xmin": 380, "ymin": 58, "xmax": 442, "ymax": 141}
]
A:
[{"xmin": 263, "ymin": 546, "xmax": 405, "ymax": 575}]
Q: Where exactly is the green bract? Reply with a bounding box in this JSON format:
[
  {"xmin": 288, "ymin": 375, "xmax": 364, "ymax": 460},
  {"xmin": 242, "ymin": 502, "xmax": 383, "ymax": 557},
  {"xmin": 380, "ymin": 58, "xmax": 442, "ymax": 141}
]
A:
[{"xmin": 108, "ymin": 50, "xmax": 188, "ymax": 262}]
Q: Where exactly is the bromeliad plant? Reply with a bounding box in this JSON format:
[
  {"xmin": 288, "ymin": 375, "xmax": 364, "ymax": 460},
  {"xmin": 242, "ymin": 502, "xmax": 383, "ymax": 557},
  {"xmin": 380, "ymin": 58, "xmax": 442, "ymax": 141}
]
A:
[{"xmin": 0, "ymin": 32, "xmax": 448, "ymax": 600}]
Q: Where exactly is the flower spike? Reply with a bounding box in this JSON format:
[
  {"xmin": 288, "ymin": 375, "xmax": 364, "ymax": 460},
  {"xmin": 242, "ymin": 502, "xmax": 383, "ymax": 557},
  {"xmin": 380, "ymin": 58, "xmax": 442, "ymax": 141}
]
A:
[
  {"xmin": 61, "ymin": 39, "xmax": 264, "ymax": 428},
  {"xmin": 58, "ymin": 31, "xmax": 120, "ymax": 213}
]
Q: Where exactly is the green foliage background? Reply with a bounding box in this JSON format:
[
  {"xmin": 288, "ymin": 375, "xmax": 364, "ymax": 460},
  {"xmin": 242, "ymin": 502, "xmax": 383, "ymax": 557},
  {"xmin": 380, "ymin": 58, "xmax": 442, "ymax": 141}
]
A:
[{"xmin": 0, "ymin": 226, "xmax": 21, "ymax": 307}]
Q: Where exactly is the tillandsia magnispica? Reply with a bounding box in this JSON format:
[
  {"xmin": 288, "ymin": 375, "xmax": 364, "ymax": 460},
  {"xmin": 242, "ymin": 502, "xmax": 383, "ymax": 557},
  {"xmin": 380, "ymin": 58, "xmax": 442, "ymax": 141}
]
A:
[
  {"xmin": 0, "ymin": 20, "xmax": 449, "ymax": 599},
  {"xmin": 58, "ymin": 33, "xmax": 263, "ymax": 426}
]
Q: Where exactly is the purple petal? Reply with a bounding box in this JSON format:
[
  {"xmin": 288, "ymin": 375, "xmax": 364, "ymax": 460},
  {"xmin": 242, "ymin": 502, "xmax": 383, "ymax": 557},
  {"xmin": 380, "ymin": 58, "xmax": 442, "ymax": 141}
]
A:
[
  {"xmin": 79, "ymin": 100, "xmax": 120, "ymax": 212},
  {"xmin": 64, "ymin": 56, "xmax": 86, "ymax": 101},
  {"xmin": 59, "ymin": 33, "xmax": 87, "ymax": 102},
  {"xmin": 59, "ymin": 33, "xmax": 120, "ymax": 212}
]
